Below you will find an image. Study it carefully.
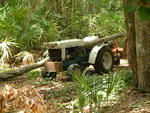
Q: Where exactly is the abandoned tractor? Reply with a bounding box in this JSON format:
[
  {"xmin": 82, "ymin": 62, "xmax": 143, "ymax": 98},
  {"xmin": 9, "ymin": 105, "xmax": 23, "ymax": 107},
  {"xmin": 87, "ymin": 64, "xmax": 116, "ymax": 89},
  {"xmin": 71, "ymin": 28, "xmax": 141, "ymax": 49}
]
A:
[{"xmin": 42, "ymin": 35, "xmax": 124, "ymax": 78}]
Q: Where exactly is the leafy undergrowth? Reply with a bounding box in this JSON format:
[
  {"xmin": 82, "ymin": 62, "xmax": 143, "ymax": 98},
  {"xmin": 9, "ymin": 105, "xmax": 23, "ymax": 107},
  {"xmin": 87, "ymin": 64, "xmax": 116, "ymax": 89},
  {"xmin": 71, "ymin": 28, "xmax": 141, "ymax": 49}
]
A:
[{"xmin": 0, "ymin": 70, "xmax": 150, "ymax": 113}]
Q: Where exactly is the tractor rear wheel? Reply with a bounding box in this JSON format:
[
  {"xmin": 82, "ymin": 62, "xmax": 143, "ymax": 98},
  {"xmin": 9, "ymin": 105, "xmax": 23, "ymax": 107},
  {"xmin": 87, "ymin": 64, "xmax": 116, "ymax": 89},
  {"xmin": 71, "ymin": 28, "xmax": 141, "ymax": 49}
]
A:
[
  {"xmin": 41, "ymin": 67, "xmax": 57, "ymax": 79},
  {"xmin": 94, "ymin": 46, "xmax": 114, "ymax": 73}
]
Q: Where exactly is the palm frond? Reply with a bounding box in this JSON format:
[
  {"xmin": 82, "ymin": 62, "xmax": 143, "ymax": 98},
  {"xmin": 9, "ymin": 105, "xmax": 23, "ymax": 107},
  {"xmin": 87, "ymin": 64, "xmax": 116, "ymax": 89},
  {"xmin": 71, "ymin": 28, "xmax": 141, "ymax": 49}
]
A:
[
  {"xmin": 14, "ymin": 51, "xmax": 34, "ymax": 65},
  {"xmin": 0, "ymin": 38, "xmax": 17, "ymax": 63}
]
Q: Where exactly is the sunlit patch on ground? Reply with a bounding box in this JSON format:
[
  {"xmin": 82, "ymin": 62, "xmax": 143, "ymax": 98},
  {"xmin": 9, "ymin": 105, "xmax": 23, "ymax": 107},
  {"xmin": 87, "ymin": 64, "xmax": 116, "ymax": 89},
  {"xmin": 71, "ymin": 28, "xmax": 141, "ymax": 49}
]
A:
[{"xmin": 120, "ymin": 59, "xmax": 129, "ymax": 67}]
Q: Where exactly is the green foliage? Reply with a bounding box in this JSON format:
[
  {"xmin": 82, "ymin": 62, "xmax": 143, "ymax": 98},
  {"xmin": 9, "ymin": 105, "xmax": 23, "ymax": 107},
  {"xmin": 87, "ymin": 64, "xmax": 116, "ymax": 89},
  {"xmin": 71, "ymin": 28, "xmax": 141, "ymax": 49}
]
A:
[
  {"xmin": 27, "ymin": 69, "xmax": 41, "ymax": 80},
  {"xmin": 29, "ymin": 79, "xmax": 51, "ymax": 86},
  {"xmin": 71, "ymin": 70, "xmax": 132, "ymax": 112},
  {"xmin": 138, "ymin": 6, "xmax": 150, "ymax": 21},
  {"xmin": 94, "ymin": 11, "xmax": 124, "ymax": 36},
  {"xmin": 0, "ymin": 1, "xmax": 60, "ymax": 50},
  {"xmin": 119, "ymin": 70, "xmax": 132, "ymax": 87},
  {"xmin": 124, "ymin": 0, "xmax": 150, "ymax": 21},
  {"xmin": 125, "ymin": 3, "xmax": 137, "ymax": 12},
  {"xmin": 0, "ymin": 0, "xmax": 124, "ymax": 51}
]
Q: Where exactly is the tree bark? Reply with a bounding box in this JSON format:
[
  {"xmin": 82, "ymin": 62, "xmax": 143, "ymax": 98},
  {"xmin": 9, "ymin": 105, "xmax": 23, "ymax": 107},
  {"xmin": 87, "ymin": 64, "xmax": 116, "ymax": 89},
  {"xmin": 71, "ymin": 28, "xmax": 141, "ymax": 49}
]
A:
[
  {"xmin": 82, "ymin": 32, "xmax": 126, "ymax": 47},
  {"xmin": 0, "ymin": 57, "xmax": 49, "ymax": 80},
  {"xmin": 124, "ymin": 0, "xmax": 150, "ymax": 92},
  {"xmin": 123, "ymin": 0, "xmax": 138, "ymax": 87},
  {"xmin": 135, "ymin": 14, "xmax": 150, "ymax": 92},
  {"xmin": 45, "ymin": 32, "xmax": 126, "ymax": 49}
]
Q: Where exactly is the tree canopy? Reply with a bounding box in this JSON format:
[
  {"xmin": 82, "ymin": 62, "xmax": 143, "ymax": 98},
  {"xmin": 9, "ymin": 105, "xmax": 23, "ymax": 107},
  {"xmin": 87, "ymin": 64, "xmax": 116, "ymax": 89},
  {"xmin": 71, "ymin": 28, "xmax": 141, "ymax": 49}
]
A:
[{"xmin": 0, "ymin": 0, "xmax": 124, "ymax": 50}]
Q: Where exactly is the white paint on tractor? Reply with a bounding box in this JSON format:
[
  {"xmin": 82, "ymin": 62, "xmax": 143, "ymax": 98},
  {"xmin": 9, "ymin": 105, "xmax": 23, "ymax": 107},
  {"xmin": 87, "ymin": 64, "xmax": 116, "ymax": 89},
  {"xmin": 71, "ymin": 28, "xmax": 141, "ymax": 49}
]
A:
[
  {"xmin": 46, "ymin": 36, "xmax": 99, "ymax": 49},
  {"xmin": 88, "ymin": 45, "xmax": 105, "ymax": 64}
]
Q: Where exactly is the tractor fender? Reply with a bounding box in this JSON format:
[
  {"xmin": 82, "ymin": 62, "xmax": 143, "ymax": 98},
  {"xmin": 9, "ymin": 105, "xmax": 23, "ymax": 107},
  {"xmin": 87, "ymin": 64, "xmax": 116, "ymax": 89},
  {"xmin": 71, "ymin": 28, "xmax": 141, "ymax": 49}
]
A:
[{"xmin": 88, "ymin": 44, "xmax": 106, "ymax": 64}]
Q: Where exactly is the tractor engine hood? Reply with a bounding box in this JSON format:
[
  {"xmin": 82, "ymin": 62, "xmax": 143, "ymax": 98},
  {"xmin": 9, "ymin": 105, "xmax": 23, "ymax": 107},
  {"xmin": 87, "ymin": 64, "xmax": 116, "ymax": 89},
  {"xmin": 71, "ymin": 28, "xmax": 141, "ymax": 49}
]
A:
[{"xmin": 44, "ymin": 36, "xmax": 99, "ymax": 49}]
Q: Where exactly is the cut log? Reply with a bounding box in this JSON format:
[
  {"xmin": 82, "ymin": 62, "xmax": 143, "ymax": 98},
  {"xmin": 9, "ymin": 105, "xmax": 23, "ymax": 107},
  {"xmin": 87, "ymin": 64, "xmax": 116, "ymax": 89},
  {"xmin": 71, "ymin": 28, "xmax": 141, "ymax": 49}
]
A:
[
  {"xmin": 82, "ymin": 32, "xmax": 126, "ymax": 47},
  {"xmin": 44, "ymin": 32, "xmax": 126, "ymax": 49},
  {"xmin": 0, "ymin": 57, "xmax": 49, "ymax": 80}
]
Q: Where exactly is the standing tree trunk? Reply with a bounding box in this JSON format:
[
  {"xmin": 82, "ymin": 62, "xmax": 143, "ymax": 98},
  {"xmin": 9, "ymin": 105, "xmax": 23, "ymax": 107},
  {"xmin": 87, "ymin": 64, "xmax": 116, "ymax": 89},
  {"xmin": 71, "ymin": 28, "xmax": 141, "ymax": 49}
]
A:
[
  {"xmin": 123, "ymin": 0, "xmax": 138, "ymax": 87},
  {"xmin": 135, "ymin": 14, "xmax": 150, "ymax": 92},
  {"xmin": 124, "ymin": 0, "xmax": 150, "ymax": 92}
]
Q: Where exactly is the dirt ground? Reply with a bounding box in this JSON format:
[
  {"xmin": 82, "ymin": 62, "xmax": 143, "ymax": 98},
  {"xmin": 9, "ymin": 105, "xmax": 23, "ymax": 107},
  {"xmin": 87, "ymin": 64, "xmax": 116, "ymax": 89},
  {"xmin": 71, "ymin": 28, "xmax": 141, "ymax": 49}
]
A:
[
  {"xmin": 0, "ymin": 74, "xmax": 150, "ymax": 113},
  {"xmin": 103, "ymin": 89, "xmax": 150, "ymax": 113}
]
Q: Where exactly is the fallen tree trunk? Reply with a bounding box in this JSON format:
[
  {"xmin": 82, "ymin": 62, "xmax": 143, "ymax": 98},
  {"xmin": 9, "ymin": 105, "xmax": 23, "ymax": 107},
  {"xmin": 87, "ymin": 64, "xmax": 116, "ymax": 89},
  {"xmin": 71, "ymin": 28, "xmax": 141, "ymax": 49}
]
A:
[
  {"xmin": 82, "ymin": 32, "xmax": 126, "ymax": 47},
  {"xmin": 44, "ymin": 32, "xmax": 126, "ymax": 49},
  {"xmin": 0, "ymin": 57, "xmax": 49, "ymax": 80}
]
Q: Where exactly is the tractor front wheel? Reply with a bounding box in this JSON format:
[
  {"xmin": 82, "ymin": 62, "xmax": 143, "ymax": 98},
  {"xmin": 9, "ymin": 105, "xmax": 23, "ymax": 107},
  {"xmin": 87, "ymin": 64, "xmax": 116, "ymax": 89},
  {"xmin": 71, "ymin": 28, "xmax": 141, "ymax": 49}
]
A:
[
  {"xmin": 41, "ymin": 67, "xmax": 57, "ymax": 79},
  {"xmin": 66, "ymin": 63, "xmax": 81, "ymax": 79}
]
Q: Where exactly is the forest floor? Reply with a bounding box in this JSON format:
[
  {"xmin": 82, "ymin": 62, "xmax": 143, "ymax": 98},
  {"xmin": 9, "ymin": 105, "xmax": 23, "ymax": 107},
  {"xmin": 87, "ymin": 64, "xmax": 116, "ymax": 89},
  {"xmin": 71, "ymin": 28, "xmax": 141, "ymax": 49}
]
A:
[{"xmin": 0, "ymin": 72, "xmax": 150, "ymax": 113}]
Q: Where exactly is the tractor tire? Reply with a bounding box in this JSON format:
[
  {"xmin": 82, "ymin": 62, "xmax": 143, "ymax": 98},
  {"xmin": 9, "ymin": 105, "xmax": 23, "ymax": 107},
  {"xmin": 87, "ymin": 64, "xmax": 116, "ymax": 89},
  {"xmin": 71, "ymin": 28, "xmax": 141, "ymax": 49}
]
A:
[
  {"xmin": 41, "ymin": 67, "xmax": 57, "ymax": 79},
  {"xmin": 94, "ymin": 46, "xmax": 114, "ymax": 73},
  {"xmin": 66, "ymin": 63, "xmax": 81, "ymax": 78}
]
